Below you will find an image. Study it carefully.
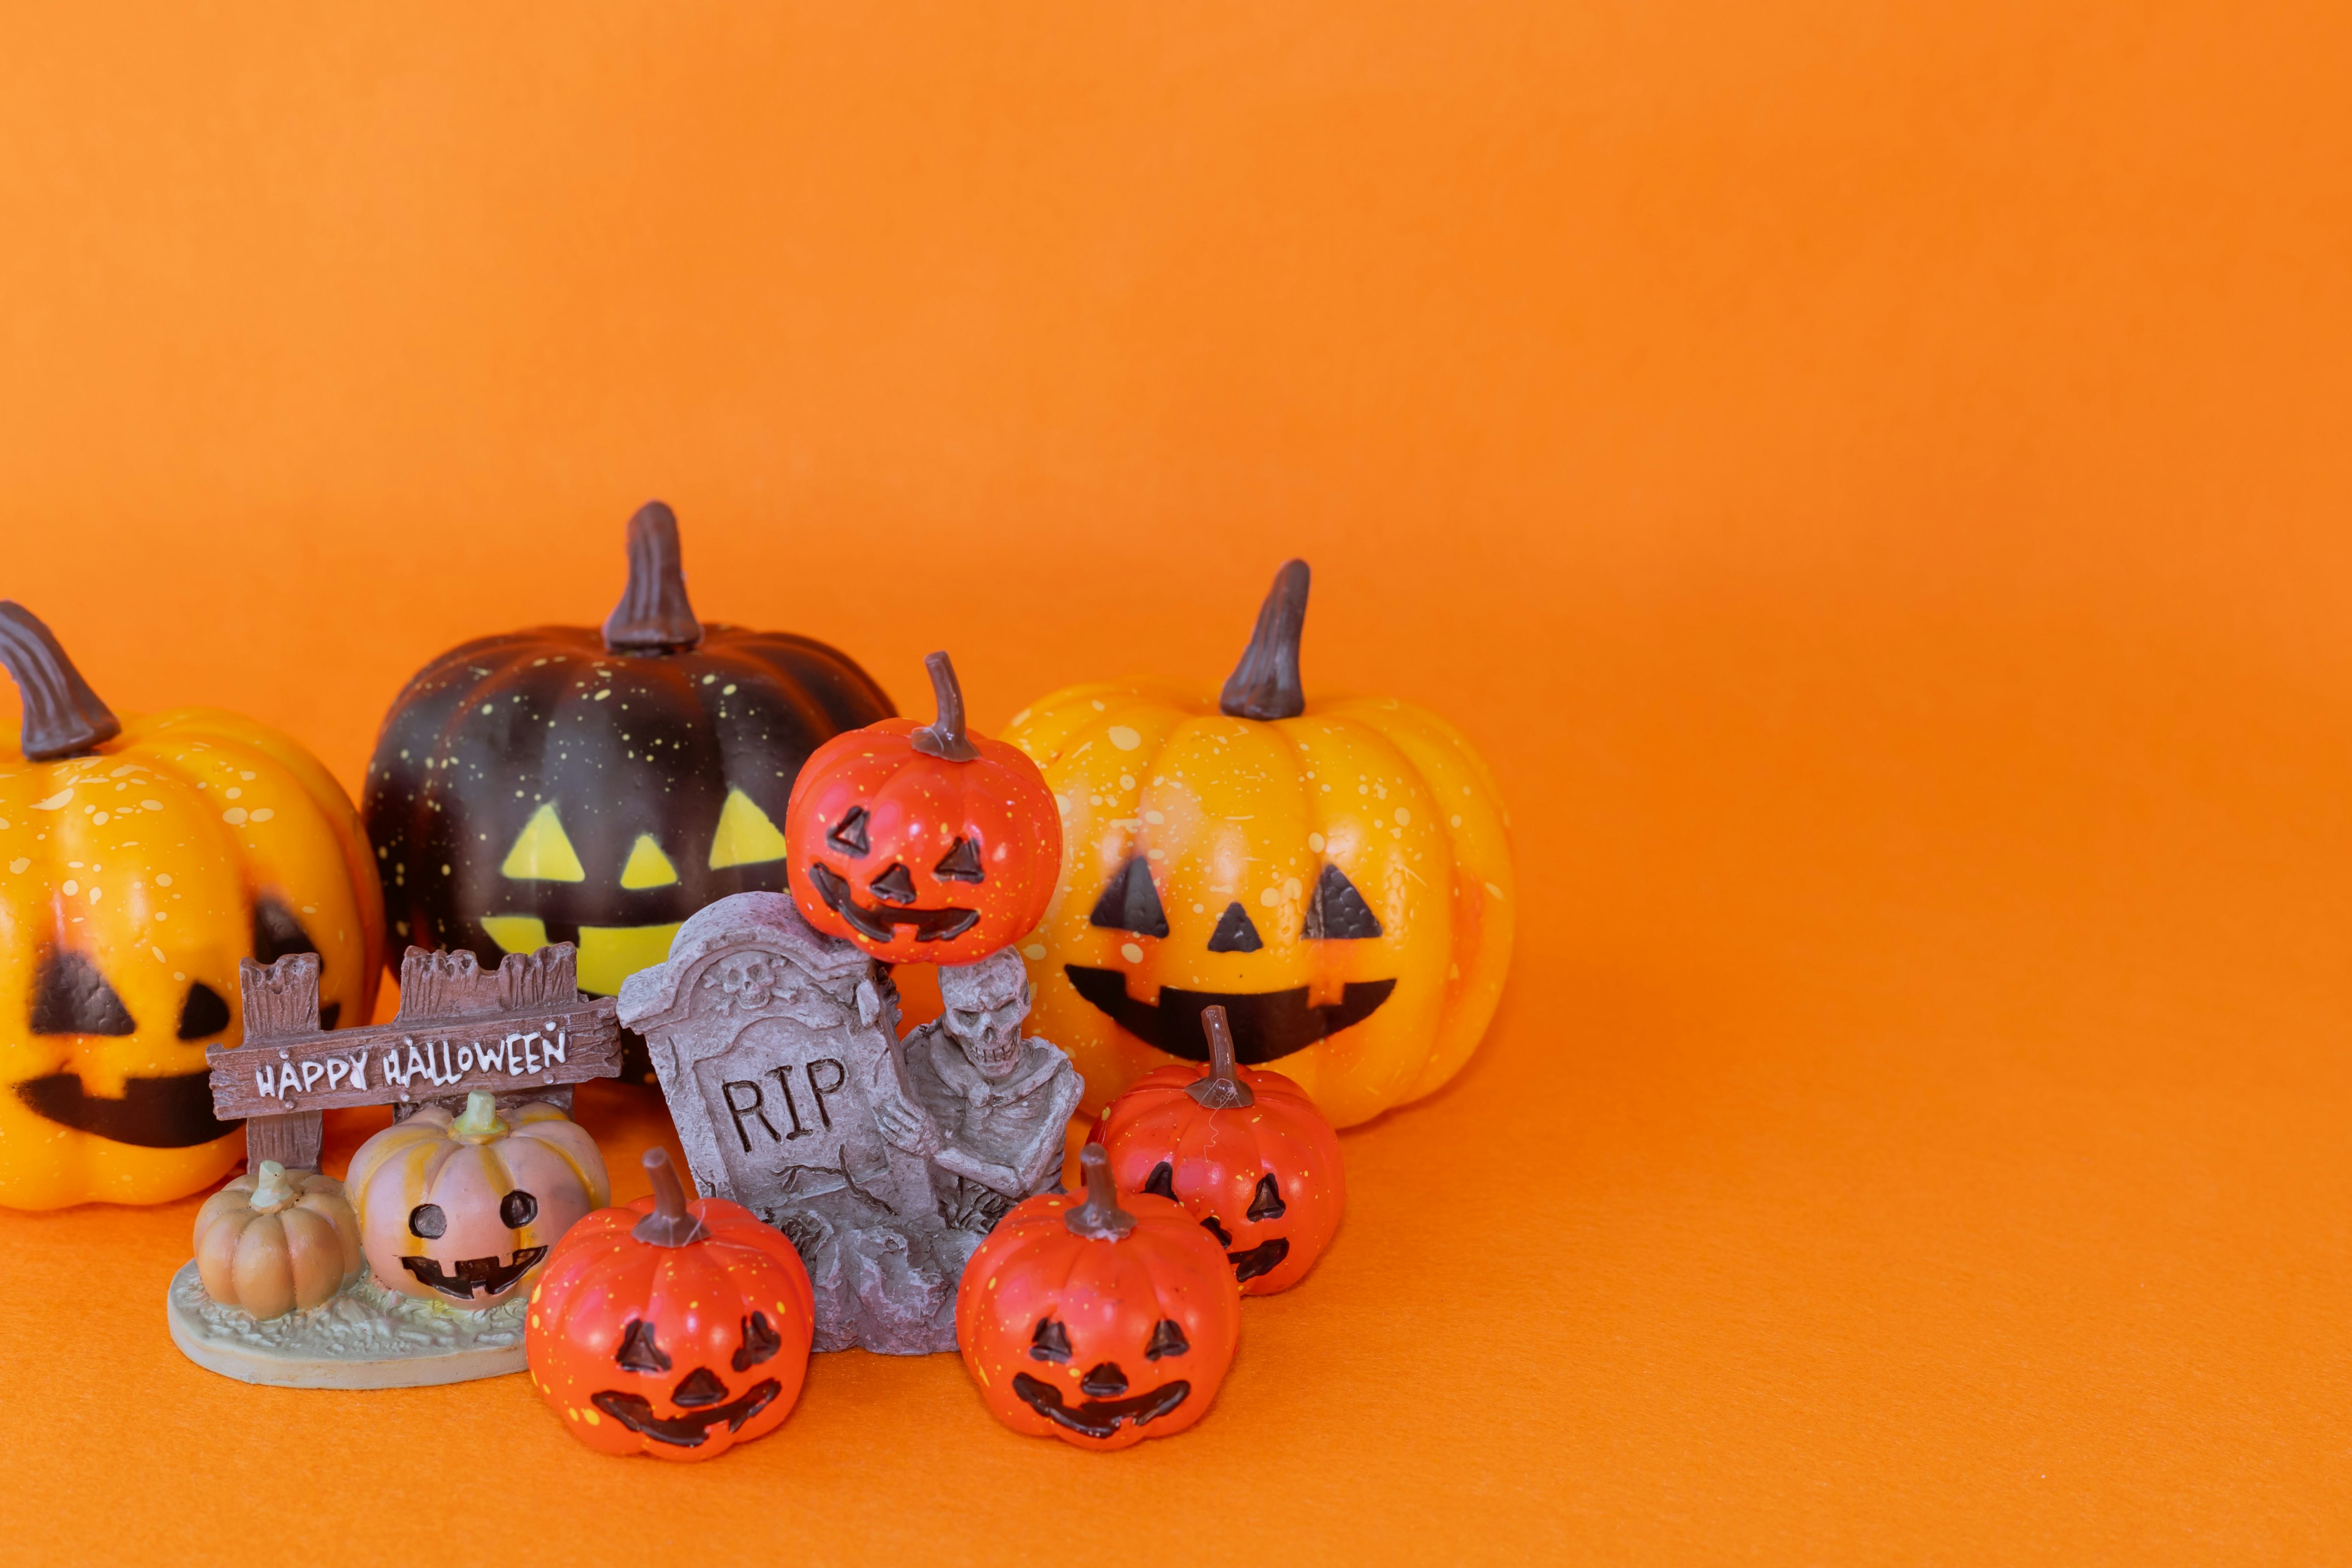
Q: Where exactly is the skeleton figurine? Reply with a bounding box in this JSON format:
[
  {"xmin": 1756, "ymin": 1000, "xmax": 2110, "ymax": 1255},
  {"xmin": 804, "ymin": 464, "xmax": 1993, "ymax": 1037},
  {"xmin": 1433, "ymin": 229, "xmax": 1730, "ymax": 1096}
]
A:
[{"xmin": 875, "ymin": 948, "xmax": 1083, "ymax": 1233}]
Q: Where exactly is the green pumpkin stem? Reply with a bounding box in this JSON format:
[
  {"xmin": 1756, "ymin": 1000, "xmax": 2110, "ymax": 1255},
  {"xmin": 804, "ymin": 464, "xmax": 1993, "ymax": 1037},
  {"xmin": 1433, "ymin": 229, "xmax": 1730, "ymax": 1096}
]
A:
[
  {"xmin": 1187, "ymin": 1004, "xmax": 1256, "ymax": 1110},
  {"xmin": 601, "ymin": 500, "xmax": 705, "ymax": 654},
  {"xmin": 633, "ymin": 1147, "xmax": 711, "ymax": 1247},
  {"xmin": 1218, "ymin": 560, "xmax": 1311, "ymax": 721},
  {"xmin": 249, "ymin": 1159, "xmax": 300, "ymax": 1213},
  {"xmin": 908, "ymin": 651, "xmax": 982, "ymax": 762},
  {"xmin": 0, "ymin": 603, "xmax": 121, "ymax": 761},
  {"xmin": 451, "ymin": 1090, "xmax": 508, "ymax": 1142},
  {"xmin": 1064, "ymin": 1145, "xmax": 1137, "ymax": 1241}
]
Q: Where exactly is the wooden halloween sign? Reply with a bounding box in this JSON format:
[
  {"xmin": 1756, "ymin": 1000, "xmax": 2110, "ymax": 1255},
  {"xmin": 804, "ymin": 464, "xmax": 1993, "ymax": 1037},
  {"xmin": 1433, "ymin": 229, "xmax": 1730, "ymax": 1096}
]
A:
[
  {"xmin": 206, "ymin": 944, "xmax": 622, "ymax": 1168},
  {"xmin": 166, "ymin": 943, "xmax": 620, "ymax": 1389}
]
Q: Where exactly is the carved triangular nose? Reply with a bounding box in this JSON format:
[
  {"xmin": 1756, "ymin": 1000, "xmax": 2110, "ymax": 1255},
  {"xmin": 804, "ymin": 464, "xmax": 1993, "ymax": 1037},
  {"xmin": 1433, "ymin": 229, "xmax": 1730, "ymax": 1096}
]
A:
[
  {"xmin": 1080, "ymin": 1362, "xmax": 1129, "ymax": 1398},
  {"xmin": 672, "ymin": 1366, "xmax": 730, "ymax": 1408}
]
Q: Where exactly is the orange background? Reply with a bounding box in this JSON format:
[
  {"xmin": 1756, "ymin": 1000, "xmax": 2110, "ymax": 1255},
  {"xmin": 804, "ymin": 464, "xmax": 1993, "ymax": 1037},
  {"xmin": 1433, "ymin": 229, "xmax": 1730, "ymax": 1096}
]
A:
[{"xmin": 3, "ymin": 2, "xmax": 2349, "ymax": 1561}]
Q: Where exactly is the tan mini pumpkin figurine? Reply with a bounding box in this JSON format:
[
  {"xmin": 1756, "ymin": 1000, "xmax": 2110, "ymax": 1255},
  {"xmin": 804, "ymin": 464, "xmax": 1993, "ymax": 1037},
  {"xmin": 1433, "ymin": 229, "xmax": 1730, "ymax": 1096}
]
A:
[
  {"xmin": 347, "ymin": 1090, "xmax": 608, "ymax": 1310},
  {"xmin": 192, "ymin": 1161, "xmax": 363, "ymax": 1319}
]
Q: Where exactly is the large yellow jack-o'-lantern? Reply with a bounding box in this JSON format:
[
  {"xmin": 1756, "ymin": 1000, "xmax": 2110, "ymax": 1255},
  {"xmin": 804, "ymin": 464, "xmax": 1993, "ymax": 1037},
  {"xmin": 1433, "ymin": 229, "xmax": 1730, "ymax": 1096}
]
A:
[
  {"xmin": 0, "ymin": 604, "xmax": 382, "ymax": 1210},
  {"xmin": 1004, "ymin": 562, "xmax": 1513, "ymax": 1129}
]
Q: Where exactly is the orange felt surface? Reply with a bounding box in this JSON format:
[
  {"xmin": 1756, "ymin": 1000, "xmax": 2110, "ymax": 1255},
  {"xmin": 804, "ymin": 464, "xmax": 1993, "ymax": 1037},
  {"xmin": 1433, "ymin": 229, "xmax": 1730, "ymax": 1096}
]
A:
[{"xmin": 2, "ymin": 3, "xmax": 2349, "ymax": 1562}]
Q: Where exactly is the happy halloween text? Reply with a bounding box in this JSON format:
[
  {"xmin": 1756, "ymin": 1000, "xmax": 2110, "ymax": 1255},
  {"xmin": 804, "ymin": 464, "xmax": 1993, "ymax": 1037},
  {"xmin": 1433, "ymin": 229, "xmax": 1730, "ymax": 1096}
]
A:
[
  {"xmin": 248, "ymin": 1030, "xmax": 572, "ymax": 1101},
  {"xmin": 206, "ymin": 1005, "xmax": 623, "ymax": 1117}
]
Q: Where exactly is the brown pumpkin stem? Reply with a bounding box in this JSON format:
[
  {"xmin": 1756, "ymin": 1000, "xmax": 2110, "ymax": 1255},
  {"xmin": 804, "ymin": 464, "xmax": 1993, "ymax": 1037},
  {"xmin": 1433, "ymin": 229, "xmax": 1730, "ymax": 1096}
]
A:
[
  {"xmin": 1186, "ymin": 1004, "xmax": 1256, "ymax": 1109},
  {"xmin": 1064, "ymin": 1145, "xmax": 1137, "ymax": 1241},
  {"xmin": 601, "ymin": 500, "xmax": 704, "ymax": 654},
  {"xmin": 0, "ymin": 603, "xmax": 121, "ymax": 761},
  {"xmin": 1218, "ymin": 559, "xmax": 1311, "ymax": 721},
  {"xmin": 908, "ymin": 651, "xmax": 982, "ymax": 762},
  {"xmin": 633, "ymin": 1147, "xmax": 710, "ymax": 1247}
]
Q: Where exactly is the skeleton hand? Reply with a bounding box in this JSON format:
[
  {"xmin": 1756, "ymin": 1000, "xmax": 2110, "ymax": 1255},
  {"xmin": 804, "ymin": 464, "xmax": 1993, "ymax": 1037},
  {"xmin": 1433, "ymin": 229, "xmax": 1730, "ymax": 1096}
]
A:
[{"xmin": 873, "ymin": 1093, "xmax": 943, "ymax": 1157}]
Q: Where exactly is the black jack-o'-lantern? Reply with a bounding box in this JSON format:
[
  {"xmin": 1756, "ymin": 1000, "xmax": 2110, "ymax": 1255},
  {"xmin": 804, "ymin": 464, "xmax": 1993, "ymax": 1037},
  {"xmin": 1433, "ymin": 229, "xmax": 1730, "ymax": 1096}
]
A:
[{"xmin": 363, "ymin": 503, "xmax": 894, "ymax": 1079}]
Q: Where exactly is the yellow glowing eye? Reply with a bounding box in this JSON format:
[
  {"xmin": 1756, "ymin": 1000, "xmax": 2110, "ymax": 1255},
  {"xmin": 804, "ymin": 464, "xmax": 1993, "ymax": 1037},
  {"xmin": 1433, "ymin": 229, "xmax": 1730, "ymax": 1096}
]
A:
[
  {"xmin": 500, "ymin": 804, "xmax": 586, "ymax": 882},
  {"xmin": 619, "ymin": 834, "xmax": 679, "ymax": 889},
  {"xmin": 707, "ymin": 788, "xmax": 788, "ymax": 870}
]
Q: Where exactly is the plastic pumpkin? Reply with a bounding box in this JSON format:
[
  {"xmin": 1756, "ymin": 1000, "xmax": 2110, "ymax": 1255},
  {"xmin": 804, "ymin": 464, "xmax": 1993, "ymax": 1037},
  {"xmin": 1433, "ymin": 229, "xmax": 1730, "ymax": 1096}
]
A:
[
  {"xmin": 191, "ymin": 1160, "xmax": 363, "ymax": 1318},
  {"xmin": 361, "ymin": 501, "xmax": 894, "ymax": 1077},
  {"xmin": 1091, "ymin": 1003, "xmax": 1344, "ymax": 1294},
  {"xmin": 528, "ymin": 1147, "xmax": 815, "ymax": 1460},
  {"xmin": 1003, "ymin": 561, "xmax": 1514, "ymax": 1128},
  {"xmin": 957, "ymin": 1145, "xmax": 1239, "ymax": 1452},
  {"xmin": 785, "ymin": 651, "xmax": 1060, "ymax": 966},
  {"xmin": 345, "ymin": 1091, "xmax": 608, "ymax": 1310},
  {"xmin": 0, "ymin": 603, "xmax": 384, "ymax": 1211}
]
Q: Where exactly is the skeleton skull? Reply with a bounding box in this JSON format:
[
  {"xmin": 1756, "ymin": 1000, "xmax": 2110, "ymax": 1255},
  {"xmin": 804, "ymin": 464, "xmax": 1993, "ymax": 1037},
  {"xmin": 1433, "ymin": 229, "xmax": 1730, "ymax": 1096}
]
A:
[{"xmin": 938, "ymin": 948, "xmax": 1032, "ymax": 1079}]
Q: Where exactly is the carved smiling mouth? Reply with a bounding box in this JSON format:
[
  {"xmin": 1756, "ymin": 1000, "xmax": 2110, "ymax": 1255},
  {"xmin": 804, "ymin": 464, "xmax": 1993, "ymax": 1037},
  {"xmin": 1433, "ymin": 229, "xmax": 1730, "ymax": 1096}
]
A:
[
  {"xmin": 14, "ymin": 1069, "xmax": 237, "ymax": 1148},
  {"xmin": 398, "ymin": 1248, "xmax": 549, "ymax": 1301},
  {"xmin": 1063, "ymin": 968, "xmax": 1397, "ymax": 1065},
  {"xmin": 804, "ymin": 864, "xmax": 980, "ymax": 945},
  {"xmin": 590, "ymin": 1379, "xmax": 782, "ymax": 1448},
  {"xmin": 1011, "ymin": 1373, "xmax": 1189, "ymax": 1439}
]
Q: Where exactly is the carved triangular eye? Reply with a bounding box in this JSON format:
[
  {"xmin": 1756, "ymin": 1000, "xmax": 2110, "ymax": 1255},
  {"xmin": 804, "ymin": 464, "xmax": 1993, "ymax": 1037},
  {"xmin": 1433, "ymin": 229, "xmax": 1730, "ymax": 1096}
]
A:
[
  {"xmin": 1030, "ymin": 1318, "xmax": 1072, "ymax": 1363},
  {"xmin": 1088, "ymin": 858, "xmax": 1169, "ymax": 938},
  {"xmin": 826, "ymin": 805, "xmax": 872, "ymax": 858},
  {"xmin": 253, "ymin": 896, "xmax": 320, "ymax": 964},
  {"xmin": 499, "ymin": 804, "xmax": 586, "ymax": 882},
  {"xmin": 1302, "ymin": 864, "xmax": 1383, "ymax": 940},
  {"xmin": 1246, "ymin": 1173, "xmax": 1287, "ymax": 1221},
  {"xmin": 1145, "ymin": 1319, "xmax": 1191, "ymax": 1360},
  {"xmin": 30, "ymin": 951, "xmax": 134, "ymax": 1036},
  {"xmin": 869, "ymin": 863, "xmax": 916, "ymax": 904},
  {"xmin": 176, "ymin": 982, "xmax": 231, "ymax": 1041},
  {"xmin": 734, "ymin": 1310, "xmax": 782, "ymax": 1371},
  {"xmin": 1145, "ymin": 1161, "xmax": 1176, "ymax": 1199},
  {"xmin": 933, "ymin": 835, "xmax": 985, "ymax": 883},
  {"xmin": 616, "ymin": 1318, "xmax": 672, "ymax": 1373},
  {"xmin": 1207, "ymin": 902, "xmax": 1264, "ymax": 953}
]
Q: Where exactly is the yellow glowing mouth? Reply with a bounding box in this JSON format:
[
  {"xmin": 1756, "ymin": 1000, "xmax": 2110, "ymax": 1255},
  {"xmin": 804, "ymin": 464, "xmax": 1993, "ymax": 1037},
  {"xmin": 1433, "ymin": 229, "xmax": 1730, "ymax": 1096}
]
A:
[{"xmin": 478, "ymin": 915, "xmax": 682, "ymax": 997}]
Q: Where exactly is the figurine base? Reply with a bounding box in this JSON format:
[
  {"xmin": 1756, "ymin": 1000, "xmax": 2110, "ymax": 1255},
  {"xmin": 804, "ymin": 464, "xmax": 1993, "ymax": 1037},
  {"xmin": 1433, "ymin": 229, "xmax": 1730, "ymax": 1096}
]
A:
[{"xmin": 165, "ymin": 1261, "xmax": 529, "ymax": 1388}]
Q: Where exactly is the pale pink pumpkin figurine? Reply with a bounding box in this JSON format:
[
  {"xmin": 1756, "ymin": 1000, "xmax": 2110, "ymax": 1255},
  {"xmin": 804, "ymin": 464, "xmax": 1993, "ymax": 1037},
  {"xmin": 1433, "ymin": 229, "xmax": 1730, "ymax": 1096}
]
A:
[
  {"xmin": 345, "ymin": 1090, "xmax": 608, "ymax": 1310},
  {"xmin": 192, "ymin": 1160, "xmax": 363, "ymax": 1319}
]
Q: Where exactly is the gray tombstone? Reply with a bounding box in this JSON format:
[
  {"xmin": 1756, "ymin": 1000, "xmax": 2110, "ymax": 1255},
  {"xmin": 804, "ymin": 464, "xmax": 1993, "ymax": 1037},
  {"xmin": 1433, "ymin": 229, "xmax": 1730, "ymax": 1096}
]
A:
[{"xmin": 618, "ymin": 892, "xmax": 1080, "ymax": 1354}]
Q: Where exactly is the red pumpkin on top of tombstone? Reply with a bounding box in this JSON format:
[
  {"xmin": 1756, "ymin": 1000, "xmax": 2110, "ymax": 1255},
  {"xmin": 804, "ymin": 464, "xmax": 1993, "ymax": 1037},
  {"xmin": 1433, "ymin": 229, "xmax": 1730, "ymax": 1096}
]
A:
[{"xmin": 784, "ymin": 652, "xmax": 1061, "ymax": 966}]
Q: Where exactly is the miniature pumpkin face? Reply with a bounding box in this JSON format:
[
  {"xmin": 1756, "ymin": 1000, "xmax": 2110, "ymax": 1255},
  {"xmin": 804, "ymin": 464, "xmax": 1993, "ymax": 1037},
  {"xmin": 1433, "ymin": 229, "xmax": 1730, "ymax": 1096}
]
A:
[
  {"xmin": 957, "ymin": 1147, "xmax": 1240, "ymax": 1451},
  {"xmin": 1093, "ymin": 1006, "xmax": 1346, "ymax": 1294},
  {"xmin": 529, "ymin": 1148, "xmax": 815, "ymax": 1460},
  {"xmin": 362, "ymin": 503, "xmax": 894, "ymax": 1073},
  {"xmin": 0, "ymin": 604, "xmax": 384, "ymax": 1211},
  {"xmin": 191, "ymin": 1160, "xmax": 363, "ymax": 1319},
  {"xmin": 785, "ymin": 652, "xmax": 1060, "ymax": 965},
  {"xmin": 1003, "ymin": 562, "xmax": 1515, "ymax": 1128},
  {"xmin": 347, "ymin": 1091, "xmax": 609, "ymax": 1310}
]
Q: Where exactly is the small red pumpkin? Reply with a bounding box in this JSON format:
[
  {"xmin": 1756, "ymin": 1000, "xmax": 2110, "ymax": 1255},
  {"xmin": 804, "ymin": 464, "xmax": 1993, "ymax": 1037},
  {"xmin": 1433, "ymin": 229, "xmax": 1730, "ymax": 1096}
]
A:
[
  {"xmin": 785, "ymin": 652, "xmax": 1060, "ymax": 965},
  {"xmin": 1092, "ymin": 1004, "xmax": 1346, "ymax": 1294},
  {"xmin": 527, "ymin": 1148, "xmax": 814, "ymax": 1461},
  {"xmin": 957, "ymin": 1145, "xmax": 1240, "ymax": 1451}
]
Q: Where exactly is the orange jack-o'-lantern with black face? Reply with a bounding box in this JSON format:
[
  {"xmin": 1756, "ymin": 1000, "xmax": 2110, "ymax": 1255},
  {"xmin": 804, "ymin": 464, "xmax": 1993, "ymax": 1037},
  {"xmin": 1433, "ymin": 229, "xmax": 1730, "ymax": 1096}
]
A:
[
  {"xmin": 1093, "ymin": 1005, "xmax": 1345, "ymax": 1294},
  {"xmin": 529, "ymin": 1149, "xmax": 815, "ymax": 1460},
  {"xmin": 957, "ymin": 1147, "xmax": 1240, "ymax": 1451},
  {"xmin": 785, "ymin": 653, "xmax": 1060, "ymax": 966}
]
